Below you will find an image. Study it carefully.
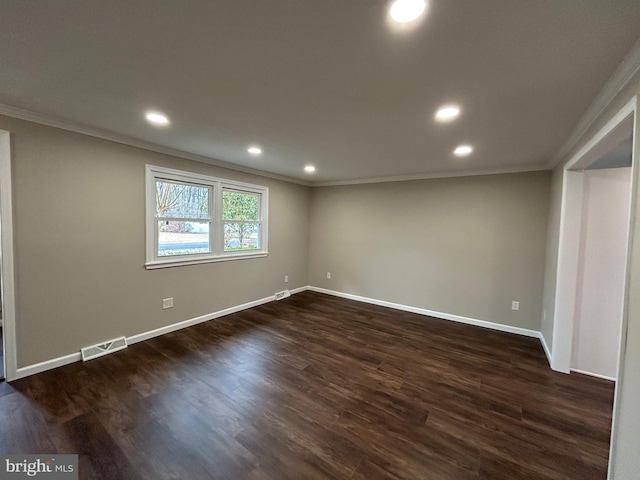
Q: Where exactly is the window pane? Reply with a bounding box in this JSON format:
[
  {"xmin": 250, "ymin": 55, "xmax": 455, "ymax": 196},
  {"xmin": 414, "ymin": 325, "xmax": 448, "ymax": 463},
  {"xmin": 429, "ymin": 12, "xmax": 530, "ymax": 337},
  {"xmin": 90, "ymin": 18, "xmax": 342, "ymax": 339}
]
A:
[
  {"xmin": 158, "ymin": 221, "xmax": 210, "ymax": 256},
  {"xmin": 156, "ymin": 181, "xmax": 209, "ymax": 219},
  {"xmin": 224, "ymin": 222, "xmax": 260, "ymax": 251},
  {"xmin": 223, "ymin": 190, "xmax": 259, "ymax": 221}
]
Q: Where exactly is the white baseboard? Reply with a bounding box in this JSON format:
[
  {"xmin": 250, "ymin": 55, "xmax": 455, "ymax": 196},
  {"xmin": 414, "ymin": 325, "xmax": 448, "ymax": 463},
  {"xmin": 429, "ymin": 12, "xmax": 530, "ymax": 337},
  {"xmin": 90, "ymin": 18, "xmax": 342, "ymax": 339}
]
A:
[
  {"xmin": 13, "ymin": 287, "xmax": 308, "ymax": 380},
  {"xmin": 570, "ymin": 368, "xmax": 616, "ymax": 382},
  {"xmin": 127, "ymin": 293, "xmax": 277, "ymax": 345},
  {"xmin": 288, "ymin": 286, "xmax": 309, "ymax": 295},
  {"xmin": 308, "ymin": 286, "xmax": 541, "ymax": 338},
  {"xmin": 539, "ymin": 332, "xmax": 552, "ymax": 366},
  {"xmin": 15, "ymin": 352, "xmax": 82, "ymax": 379}
]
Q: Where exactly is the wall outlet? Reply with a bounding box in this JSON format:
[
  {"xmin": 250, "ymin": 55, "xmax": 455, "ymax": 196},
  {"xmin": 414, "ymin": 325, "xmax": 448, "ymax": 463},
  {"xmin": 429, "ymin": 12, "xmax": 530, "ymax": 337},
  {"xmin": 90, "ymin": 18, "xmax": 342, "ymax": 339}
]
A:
[
  {"xmin": 284, "ymin": 275, "xmax": 289, "ymax": 283},
  {"xmin": 326, "ymin": 272, "xmax": 331, "ymax": 279},
  {"xmin": 163, "ymin": 297, "xmax": 174, "ymax": 309},
  {"xmin": 511, "ymin": 301, "xmax": 520, "ymax": 311}
]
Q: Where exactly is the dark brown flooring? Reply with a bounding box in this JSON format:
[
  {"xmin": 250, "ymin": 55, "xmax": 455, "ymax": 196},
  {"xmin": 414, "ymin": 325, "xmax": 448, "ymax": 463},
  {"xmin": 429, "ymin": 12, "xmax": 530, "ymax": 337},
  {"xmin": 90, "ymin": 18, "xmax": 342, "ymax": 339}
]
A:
[{"xmin": 0, "ymin": 292, "xmax": 614, "ymax": 479}]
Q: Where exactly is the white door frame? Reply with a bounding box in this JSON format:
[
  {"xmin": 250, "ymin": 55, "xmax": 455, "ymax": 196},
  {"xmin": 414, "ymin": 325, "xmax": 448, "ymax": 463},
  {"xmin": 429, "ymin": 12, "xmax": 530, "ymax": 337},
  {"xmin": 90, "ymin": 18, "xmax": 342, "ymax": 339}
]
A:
[
  {"xmin": 552, "ymin": 97, "xmax": 637, "ymax": 374},
  {"xmin": 0, "ymin": 129, "xmax": 17, "ymax": 381}
]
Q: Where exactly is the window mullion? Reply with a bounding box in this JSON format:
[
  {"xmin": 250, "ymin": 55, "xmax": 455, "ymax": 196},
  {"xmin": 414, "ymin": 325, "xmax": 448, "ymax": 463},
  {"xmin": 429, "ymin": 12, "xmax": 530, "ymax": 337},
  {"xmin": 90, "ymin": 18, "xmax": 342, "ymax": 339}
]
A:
[{"xmin": 213, "ymin": 182, "xmax": 221, "ymax": 256}]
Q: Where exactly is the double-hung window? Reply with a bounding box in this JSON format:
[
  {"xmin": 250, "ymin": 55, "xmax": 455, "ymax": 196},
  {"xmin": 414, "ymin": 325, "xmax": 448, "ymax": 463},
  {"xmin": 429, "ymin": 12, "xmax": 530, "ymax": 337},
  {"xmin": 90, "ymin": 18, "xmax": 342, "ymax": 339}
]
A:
[{"xmin": 145, "ymin": 165, "xmax": 268, "ymax": 269}]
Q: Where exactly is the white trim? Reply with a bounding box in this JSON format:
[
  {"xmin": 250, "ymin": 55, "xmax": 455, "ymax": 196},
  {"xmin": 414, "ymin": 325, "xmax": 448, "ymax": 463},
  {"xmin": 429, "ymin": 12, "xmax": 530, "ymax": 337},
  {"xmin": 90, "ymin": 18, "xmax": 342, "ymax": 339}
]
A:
[
  {"xmin": 0, "ymin": 129, "xmax": 17, "ymax": 381},
  {"xmin": 565, "ymin": 98, "xmax": 637, "ymax": 171},
  {"xmin": 539, "ymin": 332, "xmax": 552, "ymax": 366},
  {"xmin": 15, "ymin": 352, "xmax": 83, "ymax": 379},
  {"xmin": 11, "ymin": 287, "xmax": 309, "ymax": 380},
  {"xmin": 314, "ymin": 165, "xmax": 549, "ymax": 187},
  {"xmin": 287, "ymin": 286, "xmax": 308, "ymax": 296},
  {"xmin": 551, "ymin": 170, "xmax": 584, "ymax": 373},
  {"xmin": 308, "ymin": 286, "xmax": 540, "ymax": 338},
  {"xmin": 127, "ymin": 294, "xmax": 276, "ymax": 344},
  {"xmin": 570, "ymin": 368, "xmax": 616, "ymax": 383},
  {"xmin": 550, "ymin": 38, "xmax": 640, "ymax": 169},
  {"xmin": 145, "ymin": 252, "xmax": 269, "ymax": 269},
  {"xmin": 552, "ymin": 98, "xmax": 638, "ymax": 375},
  {"xmin": 0, "ymin": 103, "xmax": 311, "ymax": 187}
]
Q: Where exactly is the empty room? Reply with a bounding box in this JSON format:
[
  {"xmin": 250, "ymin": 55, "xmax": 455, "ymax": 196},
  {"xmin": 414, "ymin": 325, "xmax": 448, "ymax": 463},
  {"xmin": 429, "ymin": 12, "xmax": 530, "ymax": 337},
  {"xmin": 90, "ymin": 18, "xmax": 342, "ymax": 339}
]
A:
[{"xmin": 1, "ymin": 1, "xmax": 640, "ymax": 479}]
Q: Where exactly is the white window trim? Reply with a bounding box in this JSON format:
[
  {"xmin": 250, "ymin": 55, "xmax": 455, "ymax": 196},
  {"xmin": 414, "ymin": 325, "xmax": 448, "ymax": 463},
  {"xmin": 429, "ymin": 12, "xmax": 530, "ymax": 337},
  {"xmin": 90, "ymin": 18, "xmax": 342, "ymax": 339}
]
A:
[{"xmin": 145, "ymin": 165, "xmax": 269, "ymax": 269}]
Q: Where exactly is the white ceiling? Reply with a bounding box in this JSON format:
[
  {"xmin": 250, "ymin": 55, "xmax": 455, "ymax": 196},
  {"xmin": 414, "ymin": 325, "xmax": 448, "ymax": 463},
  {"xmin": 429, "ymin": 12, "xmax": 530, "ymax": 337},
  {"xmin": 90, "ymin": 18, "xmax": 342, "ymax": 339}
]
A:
[{"xmin": 1, "ymin": 1, "xmax": 640, "ymax": 185}]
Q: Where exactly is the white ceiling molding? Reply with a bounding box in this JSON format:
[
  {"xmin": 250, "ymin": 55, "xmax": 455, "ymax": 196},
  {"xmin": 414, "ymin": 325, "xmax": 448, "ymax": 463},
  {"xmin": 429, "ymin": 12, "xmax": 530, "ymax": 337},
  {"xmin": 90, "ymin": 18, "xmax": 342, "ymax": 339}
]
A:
[
  {"xmin": 549, "ymin": 37, "xmax": 640, "ymax": 170},
  {"xmin": 314, "ymin": 164, "xmax": 550, "ymax": 187},
  {"xmin": 0, "ymin": 102, "xmax": 551, "ymax": 188},
  {"xmin": 0, "ymin": 103, "xmax": 312, "ymax": 187}
]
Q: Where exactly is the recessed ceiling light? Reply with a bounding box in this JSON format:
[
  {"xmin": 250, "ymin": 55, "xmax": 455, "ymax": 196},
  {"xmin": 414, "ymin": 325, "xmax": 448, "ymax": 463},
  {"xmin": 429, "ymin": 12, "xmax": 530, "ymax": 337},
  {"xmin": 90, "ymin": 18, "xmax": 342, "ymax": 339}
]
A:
[
  {"xmin": 248, "ymin": 146, "xmax": 262, "ymax": 155},
  {"xmin": 389, "ymin": 0, "xmax": 427, "ymax": 23},
  {"xmin": 454, "ymin": 145, "xmax": 473, "ymax": 157},
  {"xmin": 145, "ymin": 111, "xmax": 169, "ymax": 126},
  {"xmin": 435, "ymin": 104, "xmax": 461, "ymax": 122},
  {"xmin": 304, "ymin": 165, "xmax": 316, "ymax": 173}
]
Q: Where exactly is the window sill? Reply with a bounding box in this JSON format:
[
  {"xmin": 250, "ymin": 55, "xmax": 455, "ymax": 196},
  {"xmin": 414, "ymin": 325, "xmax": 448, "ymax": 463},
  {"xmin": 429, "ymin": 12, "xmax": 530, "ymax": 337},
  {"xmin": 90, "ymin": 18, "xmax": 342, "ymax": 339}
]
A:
[{"xmin": 145, "ymin": 251, "xmax": 268, "ymax": 269}]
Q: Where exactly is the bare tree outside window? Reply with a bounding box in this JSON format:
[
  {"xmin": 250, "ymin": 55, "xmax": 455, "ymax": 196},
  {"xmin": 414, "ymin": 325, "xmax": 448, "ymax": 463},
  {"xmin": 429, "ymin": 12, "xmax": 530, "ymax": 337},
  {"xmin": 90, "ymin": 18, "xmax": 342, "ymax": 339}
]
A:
[{"xmin": 156, "ymin": 181, "xmax": 211, "ymax": 255}]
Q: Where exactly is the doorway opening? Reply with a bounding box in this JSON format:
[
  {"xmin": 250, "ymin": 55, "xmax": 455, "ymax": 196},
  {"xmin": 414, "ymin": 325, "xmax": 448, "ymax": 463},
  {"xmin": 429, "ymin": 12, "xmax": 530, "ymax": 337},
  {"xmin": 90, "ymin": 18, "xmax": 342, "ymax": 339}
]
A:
[
  {"xmin": 571, "ymin": 132, "xmax": 633, "ymax": 381},
  {"xmin": 552, "ymin": 96, "xmax": 637, "ymax": 477},
  {"xmin": 553, "ymin": 101, "xmax": 636, "ymax": 374}
]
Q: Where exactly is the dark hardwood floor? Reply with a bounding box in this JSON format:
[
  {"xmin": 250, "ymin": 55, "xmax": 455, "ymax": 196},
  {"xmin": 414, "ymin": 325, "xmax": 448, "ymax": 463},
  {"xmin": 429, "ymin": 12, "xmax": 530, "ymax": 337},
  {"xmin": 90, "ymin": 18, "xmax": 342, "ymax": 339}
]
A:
[{"xmin": 0, "ymin": 292, "xmax": 614, "ymax": 479}]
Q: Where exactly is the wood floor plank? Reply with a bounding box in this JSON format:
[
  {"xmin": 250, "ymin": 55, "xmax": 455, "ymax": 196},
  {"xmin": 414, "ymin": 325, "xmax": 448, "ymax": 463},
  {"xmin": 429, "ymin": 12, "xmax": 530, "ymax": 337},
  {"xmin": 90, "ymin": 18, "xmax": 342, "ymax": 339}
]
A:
[
  {"xmin": 53, "ymin": 412, "xmax": 142, "ymax": 480},
  {"xmin": 0, "ymin": 291, "xmax": 614, "ymax": 479},
  {"xmin": 0, "ymin": 391, "xmax": 57, "ymax": 453}
]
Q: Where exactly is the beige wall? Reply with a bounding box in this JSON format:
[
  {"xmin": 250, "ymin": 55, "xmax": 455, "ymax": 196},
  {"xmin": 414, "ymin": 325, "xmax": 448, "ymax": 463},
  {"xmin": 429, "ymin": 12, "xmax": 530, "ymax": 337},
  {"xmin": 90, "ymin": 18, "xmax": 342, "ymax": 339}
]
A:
[
  {"xmin": 0, "ymin": 115, "xmax": 310, "ymax": 367},
  {"xmin": 308, "ymin": 172, "xmax": 551, "ymax": 331},
  {"xmin": 540, "ymin": 68, "xmax": 640, "ymax": 478}
]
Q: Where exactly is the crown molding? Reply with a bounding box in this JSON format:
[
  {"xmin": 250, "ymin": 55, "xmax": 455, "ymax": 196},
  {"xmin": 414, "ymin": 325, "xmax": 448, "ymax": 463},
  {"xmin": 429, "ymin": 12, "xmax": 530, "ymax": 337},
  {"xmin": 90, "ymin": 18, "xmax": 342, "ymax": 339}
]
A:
[
  {"xmin": 549, "ymin": 37, "xmax": 640, "ymax": 170},
  {"xmin": 312, "ymin": 164, "xmax": 550, "ymax": 187},
  {"xmin": 0, "ymin": 104, "xmax": 312, "ymax": 187},
  {"xmin": 0, "ymin": 103, "xmax": 551, "ymax": 188}
]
